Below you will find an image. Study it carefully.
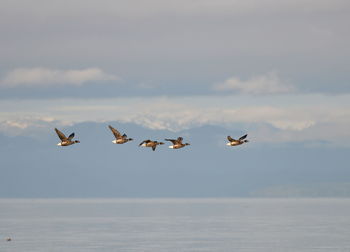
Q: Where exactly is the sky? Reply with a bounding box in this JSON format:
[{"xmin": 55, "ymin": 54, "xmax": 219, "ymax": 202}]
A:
[
  {"xmin": 0, "ymin": 0, "xmax": 350, "ymax": 197},
  {"xmin": 1, "ymin": 0, "xmax": 349, "ymax": 146}
]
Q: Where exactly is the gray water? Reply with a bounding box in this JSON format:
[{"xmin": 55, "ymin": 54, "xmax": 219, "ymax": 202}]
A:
[{"xmin": 1, "ymin": 198, "xmax": 350, "ymax": 251}]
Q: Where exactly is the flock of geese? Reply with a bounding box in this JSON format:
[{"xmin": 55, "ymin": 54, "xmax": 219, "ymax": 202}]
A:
[{"xmin": 55, "ymin": 125, "xmax": 249, "ymax": 151}]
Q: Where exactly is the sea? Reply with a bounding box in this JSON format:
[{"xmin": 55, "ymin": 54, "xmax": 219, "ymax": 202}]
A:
[{"xmin": 1, "ymin": 198, "xmax": 350, "ymax": 252}]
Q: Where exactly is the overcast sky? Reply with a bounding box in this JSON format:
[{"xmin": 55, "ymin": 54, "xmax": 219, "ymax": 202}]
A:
[{"xmin": 1, "ymin": 0, "xmax": 350, "ymax": 146}]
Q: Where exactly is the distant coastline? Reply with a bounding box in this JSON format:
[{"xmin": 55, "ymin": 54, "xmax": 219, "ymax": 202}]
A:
[{"xmin": 250, "ymin": 182, "xmax": 350, "ymax": 198}]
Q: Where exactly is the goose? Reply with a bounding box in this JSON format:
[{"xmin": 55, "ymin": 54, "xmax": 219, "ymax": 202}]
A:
[
  {"xmin": 55, "ymin": 128, "xmax": 80, "ymax": 146},
  {"xmin": 108, "ymin": 125, "xmax": 133, "ymax": 144},
  {"xmin": 6, "ymin": 237, "xmax": 11, "ymax": 242},
  {"xmin": 226, "ymin": 134, "xmax": 249, "ymax": 146},
  {"xmin": 165, "ymin": 137, "xmax": 190, "ymax": 149},
  {"xmin": 139, "ymin": 140, "xmax": 164, "ymax": 151}
]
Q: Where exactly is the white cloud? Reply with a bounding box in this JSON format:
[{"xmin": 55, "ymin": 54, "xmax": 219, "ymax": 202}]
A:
[
  {"xmin": 3, "ymin": 120, "xmax": 29, "ymax": 129},
  {"xmin": 1, "ymin": 67, "xmax": 118, "ymax": 87},
  {"xmin": 269, "ymin": 120, "xmax": 315, "ymax": 131},
  {"xmin": 214, "ymin": 72, "xmax": 295, "ymax": 95},
  {"xmin": 0, "ymin": 117, "xmax": 65, "ymax": 137}
]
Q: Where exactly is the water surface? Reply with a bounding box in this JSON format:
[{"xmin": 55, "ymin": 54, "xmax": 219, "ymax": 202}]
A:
[{"xmin": 1, "ymin": 198, "xmax": 350, "ymax": 251}]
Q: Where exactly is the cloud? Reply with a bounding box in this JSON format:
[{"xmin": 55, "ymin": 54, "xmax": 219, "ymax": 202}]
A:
[
  {"xmin": 1, "ymin": 67, "xmax": 118, "ymax": 87},
  {"xmin": 0, "ymin": 116, "xmax": 65, "ymax": 137},
  {"xmin": 269, "ymin": 120, "xmax": 315, "ymax": 131},
  {"xmin": 213, "ymin": 72, "xmax": 295, "ymax": 95}
]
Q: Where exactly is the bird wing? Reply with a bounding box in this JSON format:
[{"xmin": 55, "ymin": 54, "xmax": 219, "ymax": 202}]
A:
[
  {"xmin": 227, "ymin": 136, "xmax": 236, "ymax": 142},
  {"xmin": 165, "ymin": 138, "xmax": 177, "ymax": 144},
  {"xmin": 55, "ymin": 128, "xmax": 67, "ymax": 141},
  {"xmin": 152, "ymin": 145, "xmax": 156, "ymax": 151},
  {"xmin": 67, "ymin": 133, "xmax": 75, "ymax": 140},
  {"xmin": 177, "ymin": 137, "xmax": 183, "ymax": 144},
  {"xmin": 139, "ymin": 139, "xmax": 150, "ymax": 146},
  {"xmin": 239, "ymin": 134, "xmax": 248, "ymax": 140},
  {"xmin": 108, "ymin": 125, "xmax": 122, "ymax": 138}
]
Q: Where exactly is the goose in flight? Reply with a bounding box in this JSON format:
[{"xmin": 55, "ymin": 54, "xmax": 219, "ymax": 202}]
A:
[
  {"xmin": 55, "ymin": 128, "xmax": 80, "ymax": 146},
  {"xmin": 226, "ymin": 134, "xmax": 249, "ymax": 146},
  {"xmin": 139, "ymin": 140, "xmax": 164, "ymax": 151},
  {"xmin": 108, "ymin": 125, "xmax": 133, "ymax": 144},
  {"xmin": 165, "ymin": 137, "xmax": 190, "ymax": 149}
]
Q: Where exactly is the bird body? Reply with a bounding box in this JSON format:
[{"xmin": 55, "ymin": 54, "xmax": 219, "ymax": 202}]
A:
[
  {"xmin": 108, "ymin": 125, "xmax": 133, "ymax": 144},
  {"xmin": 165, "ymin": 137, "xmax": 190, "ymax": 149},
  {"xmin": 226, "ymin": 134, "xmax": 249, "ymax": 146},
  {"xmin": 55, "ymin": 128, "xmax": 80, "ymax": 146},
  {"xmin": 139, "ymin": 139, "xmax": 164, "ymax": 151}
]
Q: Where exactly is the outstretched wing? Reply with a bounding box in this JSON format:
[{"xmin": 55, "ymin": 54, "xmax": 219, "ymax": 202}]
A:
[
  {"xmin": 108, "ymin": 125, "xmax": 122, "ymax": 138},
  {"xmin": 55, "ymin": 128, "xmax": 67, "ymax": 141},
  {"xmin": 139, "ymin": 139, "xmax": 150, "ymax": 146},
  {"xmin": 152, "ymin": 145, "xmax": 156, "ymax": 151},
  {"xmin": 177, "ymin": 137, "xmax": 183, "ymax": 143},
  {"xmin": 67, "ymin": 133, "xmax": 75, "ymax": 140},
  {"xmin": 165, "ymin": 138, "xmax": 177, "ymax": 144},
  {"xmin": 227, "ymin": 136, "xmax": 235, "ymax": 142},
  {"xmin": 239, "ymin": 134, "xmax": 248, "ymax": 141}
]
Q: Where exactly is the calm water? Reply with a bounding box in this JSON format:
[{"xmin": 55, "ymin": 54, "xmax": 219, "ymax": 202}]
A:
[{"xmin": 1, "ymin": 198, "xmax": 350, "ymax": 251}]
